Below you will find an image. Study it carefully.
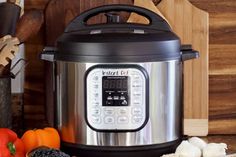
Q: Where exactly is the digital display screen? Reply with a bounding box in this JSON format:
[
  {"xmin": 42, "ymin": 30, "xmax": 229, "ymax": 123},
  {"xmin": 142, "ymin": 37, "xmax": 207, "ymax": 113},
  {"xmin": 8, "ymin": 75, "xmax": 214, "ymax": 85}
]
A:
[{"xmin": 102, "ymin": 76, "xmax": 129, "ymax": 106}]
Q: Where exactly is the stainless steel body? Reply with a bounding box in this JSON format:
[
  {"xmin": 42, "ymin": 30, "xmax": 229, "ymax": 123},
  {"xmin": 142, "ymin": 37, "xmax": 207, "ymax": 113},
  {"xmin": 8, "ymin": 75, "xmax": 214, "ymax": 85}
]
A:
[{"xmin": 56, "ymin": 60, "xmax": 182, "ymax": 146}]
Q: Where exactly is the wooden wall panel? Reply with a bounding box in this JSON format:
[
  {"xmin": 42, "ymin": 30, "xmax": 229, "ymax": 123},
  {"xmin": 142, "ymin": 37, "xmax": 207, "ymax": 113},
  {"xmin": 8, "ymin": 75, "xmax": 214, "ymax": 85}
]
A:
[
  {"xmin": 24, "ymin": 0, "xmax": 49, "ymax": 129},
  {"xmin": 209, "ymin": 45, "xmax": 236, "ymax": 75},
  {"xmin": 25, "ymin": 0, "xmax": 49, "ymax": 10},
  {"xmin": 209, "ymin": 120, "xmax": 236, "ymax": 135},
  {"xmin": 189, "ymin": 0, "xmax": 236, "ymax": 134},
  {"xmin": 209, "ymin": 75, "xmax": 236, "ymax": 134},
  {"xmin": 209, "ymin": 75, "xmax": 236, "ymax": 118},
  {"xmin": 209, "ymin": 13, "xmax": 236, "ymax": 44},
  {"xmin": 189, "ymin": 0, "xmax": 236, "ymax": 13}
]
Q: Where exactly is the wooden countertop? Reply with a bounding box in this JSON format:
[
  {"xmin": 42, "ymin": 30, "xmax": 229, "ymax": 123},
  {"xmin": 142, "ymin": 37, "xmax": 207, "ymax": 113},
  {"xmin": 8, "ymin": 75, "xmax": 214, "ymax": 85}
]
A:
[{"xmin": 203, "ymin": 135, "xmax": 236, "ymax": 154}]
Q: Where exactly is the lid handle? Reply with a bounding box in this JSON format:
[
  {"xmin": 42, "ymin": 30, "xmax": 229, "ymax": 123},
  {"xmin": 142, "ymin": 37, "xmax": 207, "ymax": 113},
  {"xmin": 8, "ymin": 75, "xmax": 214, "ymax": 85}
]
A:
[{"xmin": 65, "ymin": 4, "xmax": 171, "ymax": 32}]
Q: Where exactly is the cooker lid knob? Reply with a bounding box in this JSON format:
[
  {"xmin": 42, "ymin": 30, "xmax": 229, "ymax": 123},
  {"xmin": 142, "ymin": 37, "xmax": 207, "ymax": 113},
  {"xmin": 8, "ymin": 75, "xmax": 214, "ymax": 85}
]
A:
[{"xmin": 105, "ymin": 12, "xmax": 120, "ymax": 23}]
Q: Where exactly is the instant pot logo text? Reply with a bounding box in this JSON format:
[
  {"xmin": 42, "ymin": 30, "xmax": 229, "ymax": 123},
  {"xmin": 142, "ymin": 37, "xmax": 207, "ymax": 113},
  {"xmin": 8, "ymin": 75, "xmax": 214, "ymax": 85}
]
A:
[{"xmin": 102, "ymin": 70, "xmax": 128, "ymax": 76}]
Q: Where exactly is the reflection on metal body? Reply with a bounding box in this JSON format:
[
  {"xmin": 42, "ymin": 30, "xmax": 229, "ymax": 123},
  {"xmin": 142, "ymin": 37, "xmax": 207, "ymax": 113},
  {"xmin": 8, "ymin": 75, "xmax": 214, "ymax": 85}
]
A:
[{"xmin": 56, "ymin": 61, "xmax": 182, "ymax": 146}]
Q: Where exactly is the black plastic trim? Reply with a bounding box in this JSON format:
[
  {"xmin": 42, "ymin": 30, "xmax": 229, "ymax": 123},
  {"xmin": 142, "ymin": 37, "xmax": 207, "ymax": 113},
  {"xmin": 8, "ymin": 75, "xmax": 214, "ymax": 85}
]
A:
[
  {"xmin": 55, "ymin": 54, "xmax": 181, "ymax": 63},
  {"xmin": 84, "ymin": 64, "xmax": 149, "ymax": 132},
  {"xmin": 61, "ymin": 139, "xmax": 182, "ymax": 157},
  {"xmin": 181, "ymin": 45, "xmax": 200, "ymax": 61}
]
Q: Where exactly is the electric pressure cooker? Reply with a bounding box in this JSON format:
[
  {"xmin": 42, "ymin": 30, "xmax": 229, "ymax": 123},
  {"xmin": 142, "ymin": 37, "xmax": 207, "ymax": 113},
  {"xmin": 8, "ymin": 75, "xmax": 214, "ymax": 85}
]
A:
[{"xmin": 41, "ymin": 4, "xmax": 199, "ymax": 157}]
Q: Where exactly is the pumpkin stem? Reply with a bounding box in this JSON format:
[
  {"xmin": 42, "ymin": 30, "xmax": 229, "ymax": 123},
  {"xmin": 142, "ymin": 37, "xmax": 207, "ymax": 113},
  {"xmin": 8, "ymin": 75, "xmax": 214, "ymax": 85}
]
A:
[{"xmin": 7, "ymin": 142, "xmax": 16, "ymax": 155}]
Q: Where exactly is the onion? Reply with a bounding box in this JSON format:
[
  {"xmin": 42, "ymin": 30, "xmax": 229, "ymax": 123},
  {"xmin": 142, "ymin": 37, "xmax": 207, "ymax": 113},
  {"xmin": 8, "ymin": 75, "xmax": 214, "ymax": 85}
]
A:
[
  {"xmin": 175, "ymin": 141, "xmax": 201, "ymax": 157},
  {"xmin": 203, "ymin": 143, "xmax": 227, "ymax": 157},
  {"xmin": 189, "ymin": 137, "xmax": 207, "ymax": 150}
]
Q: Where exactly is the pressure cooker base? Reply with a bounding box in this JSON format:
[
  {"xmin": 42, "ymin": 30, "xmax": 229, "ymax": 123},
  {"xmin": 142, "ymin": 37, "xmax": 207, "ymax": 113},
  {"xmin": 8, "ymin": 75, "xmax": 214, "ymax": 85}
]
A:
[{"xmin": 61, "ymin": 139, "xmax": 181, "ymax": 157}]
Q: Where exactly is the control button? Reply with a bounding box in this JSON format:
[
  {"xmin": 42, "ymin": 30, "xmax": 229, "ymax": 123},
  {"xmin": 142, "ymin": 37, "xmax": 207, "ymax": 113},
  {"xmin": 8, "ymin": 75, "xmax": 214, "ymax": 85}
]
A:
[
  {"xmin": 93, "ymin": 84, "xmax": 99, "ymax": 89},
  {"xmin": 91, "ymin": 116, "xmax": 101, "ymax": 124},
  {"xmin": 120, "ymin": 96, "xmax": 125, "ymax": 100},
  {"xmin": 114, "ymin": 96, "xmax": 119, "ymax": 100},
  {"xmin": 132, "ymin": 116, "xmax": 143, "ymax": 124},
  {"xmin": 104, "ymin": 109, "xmax": 115, "ymax": 115},
  {"xmin": 91, "ymin": 108, "xmax": 101, "ymax": 116},
  {"xmin": 121, "ymin": 100, "xmax": 128, "ymax": 105},
  {"xmin": 133, "ymin": 92, "xmax": 141, "ymax": 96},
  {"xmin": 105, "ymin": 116, "xmax": 115, "ymax": 124},
  {"xmin": 93, "ymin": 93, "xmax": 99, "ymax": 98},
  {"xmin": 107, "ymin": 96, "xmax": 113, "ymax": 100},
  {"xmin": 133, "ymin": 100, "xmax": 141, "ymax": 105},
  {"xmin": 106, "ymin": 100, "xmax": 113, "ymax": 106},
  {"xmin": 132, "ymin": 83, "xmax": 141, "ymax": 88},
  {"xmin": 92, "ymin": 101, "xmax": 99, "ymax": 106},
  {"xmin": 118, "ymin": 116, "xmax": 128, "ymax": 124},
  {"xmin": 132, "ymin": 107, "xmax": 142, "ymax": 115},
  {"xmin": 133, "ymin": 97, "xmax": 142, "ymax": 104},
  {"xmin": 134, "ymin": 74, "xmax": 141, "ymax": 79},
  {"xmin": 93, "ymin": 76, "xmax": 99, "ymax": 81},
  {"xmin": 118, "ymin": 108, "xmax": 127, "ymax": 115}
]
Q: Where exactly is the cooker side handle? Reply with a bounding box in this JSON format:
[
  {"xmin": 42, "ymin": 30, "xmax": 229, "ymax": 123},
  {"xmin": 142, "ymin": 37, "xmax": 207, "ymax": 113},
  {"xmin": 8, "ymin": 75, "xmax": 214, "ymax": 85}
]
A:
[
  {"xmin": 181, "ymin": 45, "xmax": 200, "ymax": 61},
  {"xmin": 40, "ymin": 47, "xmax": 56, "ymax": 62}
]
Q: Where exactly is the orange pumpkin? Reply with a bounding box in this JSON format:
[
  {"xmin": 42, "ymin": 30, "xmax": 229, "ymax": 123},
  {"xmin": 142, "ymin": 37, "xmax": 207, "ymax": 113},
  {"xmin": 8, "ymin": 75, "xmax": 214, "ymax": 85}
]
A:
[{"xmin": 21, "ymin": 128, "xmax": 60, "ymax": 153}]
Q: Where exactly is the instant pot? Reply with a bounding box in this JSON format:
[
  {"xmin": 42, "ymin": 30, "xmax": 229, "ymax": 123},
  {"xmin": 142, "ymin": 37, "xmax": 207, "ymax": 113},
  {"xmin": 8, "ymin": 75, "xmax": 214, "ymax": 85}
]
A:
[{"xmin": 41, "ymin": 5, "xmax": 199, "ymax": 157}]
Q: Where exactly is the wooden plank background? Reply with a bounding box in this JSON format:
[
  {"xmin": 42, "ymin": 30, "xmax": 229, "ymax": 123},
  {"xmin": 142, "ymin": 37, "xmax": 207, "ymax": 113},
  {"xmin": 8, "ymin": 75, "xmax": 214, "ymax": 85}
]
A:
[
  {"xmin": 24, "ymin": 0, "xmax": 236, "ymax": 134},
  {"xmin": 24, "ymin": 0, "xmax": 48, "ymax": 129}
]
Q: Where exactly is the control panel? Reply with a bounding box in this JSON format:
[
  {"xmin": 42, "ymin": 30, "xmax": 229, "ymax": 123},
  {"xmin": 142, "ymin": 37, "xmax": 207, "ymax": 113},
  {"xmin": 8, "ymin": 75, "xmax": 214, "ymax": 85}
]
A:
[{"xmin": 86, "ymin": 65, "xmax": 148, "ymax": 131}]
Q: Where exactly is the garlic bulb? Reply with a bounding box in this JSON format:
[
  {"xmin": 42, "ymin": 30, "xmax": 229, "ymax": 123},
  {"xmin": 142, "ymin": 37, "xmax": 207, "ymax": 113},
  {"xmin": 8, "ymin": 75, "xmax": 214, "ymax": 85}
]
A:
[
  {"xmin": 203, "ymin": 143, "xmax": 227, "ymax": 157},
  {"xmin": 175, "ymin": 141, "xmax": 201, "ymax": 157},
  {"xmin": 189, "ymin": 137, "xmax": 207, "ymax": 150}
]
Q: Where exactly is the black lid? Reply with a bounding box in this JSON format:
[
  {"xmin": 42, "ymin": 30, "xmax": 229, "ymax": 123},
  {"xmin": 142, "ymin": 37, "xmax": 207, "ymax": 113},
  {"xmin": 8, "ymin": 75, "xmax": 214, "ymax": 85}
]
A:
[{"xmin": 55, "ymin": 5, "xmax": 181, "ymax": 62}]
